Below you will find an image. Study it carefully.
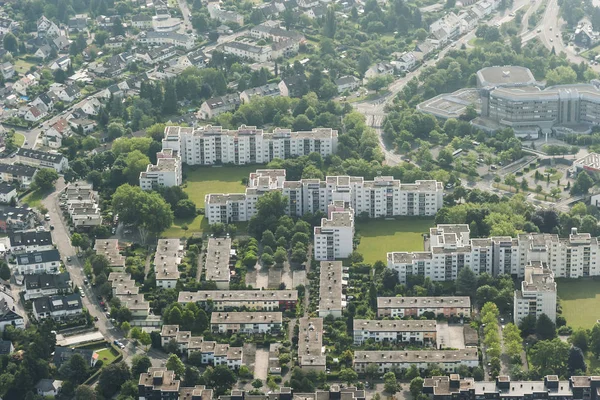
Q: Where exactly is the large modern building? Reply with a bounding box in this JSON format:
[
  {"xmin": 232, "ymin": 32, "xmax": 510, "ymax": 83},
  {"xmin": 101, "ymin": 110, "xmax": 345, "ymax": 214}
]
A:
[
  {"xmin": 161, "ymin": 125, "xmax": 338, "ymax": 165},
  {"xmin": 177, "ymin": 290, "xmax": 298, "ymax": 311},
  {"xmin": 353, "ymin": 319, "xmax": 437, "ymax": 345},
  {"xmin": 205, "ymin": 169, "xmax": 443, "ymax": 225},
  {"xmin": 419, "ymin": 65, "xmax": 600, "ymax": 137},
  {"xmin": 353, "ymin": 348, "xmax": 479, "ymax": 374},
  {"xmin": 388, "ymin": 225, "xmax": 600, "ymax": 283},
  {"xmin": 314, "ymin": 202, "xmax": 355, "ymax": 261},
  {"xmin": 514, "ymin": 263, "xmax": 557, "ymax": 324},
  {"xmin": 377, "ymin": 296, "xmax": 471, "ymax": 318},
  {"xmin": 139, "ymin": 149, "xmax": 182, "ymax": 191}
]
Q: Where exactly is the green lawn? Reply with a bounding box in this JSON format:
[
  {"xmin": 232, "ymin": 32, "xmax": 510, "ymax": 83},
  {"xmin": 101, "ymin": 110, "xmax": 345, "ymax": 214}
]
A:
[
  {"xmin": 21, "ymin": 189, "xmax": 49, "ymax": 209},
  {"xmin": 162, "ymin": 165, "xmax": 259, "ymax": 238},
  {"xmin": 557, "ymin": 279, "xmax": 600, "ymax": 329},
  {"xmin": 355, "ymin": 219, "xmax": 435, "ymax": 264},
  {"xmin": 14, "ymin": 59, "xmax": 35, "ymax": 74},
  {"xmin": 95, "ymin": 347, "xmax": 119, "ymax": 364},
  {"xmin": 13, "ymin": 133, "xmax": 24, "ymax": 147}
]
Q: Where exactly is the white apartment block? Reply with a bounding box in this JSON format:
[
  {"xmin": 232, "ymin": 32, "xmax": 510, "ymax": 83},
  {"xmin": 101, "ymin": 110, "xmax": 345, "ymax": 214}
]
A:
[
  {"xmin": 353, "ymin": 319, "xmax": 437, "ymax": 345},
  {"xmin": 377, "ymin": 296, "xmax": 471, "ymax": 318},
  {"xmin": 514, "ymin": 263, "xmax": 557, "ymax": 325},
  {"xmin": 205, "ymin": 169, "xmax": 443, "ymax": 225},
  {"xmin": 139, "ymin": 149, "xmax": 182, "ymax": 191},
  {"xmin": 318, "ymin": 261, "xmax": 347, "ymax": 318},
  {"xmin": 389, "ymin": 225, "xmax": 600, "ymax": 283},
  {"xmin": 161, "ymin": 125, "xmax": 338, "ymax": 165},
  {"xmin": 314, "ymin": 202, "xmax": 354, "ymax": 261},
  {"xmin": 353, "ymin": 348, "xmax": 479, "ymax": 374},
  {"xmin": 177, "ymin": 290, "xmax": 298, "ymax": 311},
  {"xmin": 204, "ymin": 238, "xmax": 232, "ymax": 289},
  {"xmin": 298, "ymin": 317, "xmax": 326, "ymax": 372},
  {"xmin": 154, "ymin": 239, "xmax": 184, "ymax": 289},
  {"xmin": 210, "ymin": 312, "xmax": 283, "ymax": 335}
]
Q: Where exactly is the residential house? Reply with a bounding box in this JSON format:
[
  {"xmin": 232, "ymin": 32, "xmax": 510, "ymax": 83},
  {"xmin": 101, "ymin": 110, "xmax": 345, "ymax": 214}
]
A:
[
  {"xmin": 136, "ymin": 44, "xmax": 177, "ymax": 65},
  {"xmin": 459, "ymin": 9, "xmax": 479, "ymax": 32},
  {"xmin": 392, "ymin": 52, "xmax": 416, "ymax": 72},
  {"xmin": 0, "ymin": 18, "xmax": 18, "ymax": 35},
  {"xmin": 9, "ymin": 229, "xmax": 54, "ymax": 254},
  {"xmin": 221, "ymin": 41, "xmax": 271, "ymax": 63},
  {"xmin": 132, "ymin": 14, "xmax": 153, "ymax": 29},
  {"xmin": 0, "ymin": 340, "xmax": 14, "ymax": 355},
  {"xmin": 207, "ymin": 3, "xmax": 244, "ymax": 25},
  {"xmin": 24, "ymin": 273, "xmax": 71, "ymax": 300},
  {"xmin": 575, "ymin": 22, "xmax": 599, "ymax": 48},
  {"xmin": 429, "ymin": 12, "xmax": 461, "ymax": 44},
  {"xmin": 305, "ymin": 5, "xmax": 326, "ymax": 19},
  {"xmin": 211, "ymin": 312, "xmax": 283, "ymax": 334},
  {"xmin": 24, "ymin": 106, "xmax": 47, "ymax": 122},
  {"xmin": 33, "ymin": 294, "xmax": 83, "ymax": 320},
  {"xmin": 335, "ymin": 75, "xmax": 360, "ymax": 93},
  {"xmin": 181, "ymin": 49, "xmax": 207, "ymax": 68},
  {"xmin": 137, "ymin": 31, "xmax": 194, "ymax": 50},
  {"xmin": 15, "ymin": 249, "xmax": 61, "ymax": 275},
  {"xmin": 0, "ymin": 164, "xmax": 37, "ymax": 188},
  {"xmin": 52, "ymin": 36, "xmax": 70, "ymax": 52},
  {"xmin": 283, "ymin": 74, "xmax": 309, "ymax": 97},
  {"xmin": 35, "ymin": 380, "xmax": 63, "ymax": 397},
  {"xmin": 105, "ymin": 35, "xmax": 127, "ymax": 49},
  {"xmin": 0, "ymin": 296, "xmax": 24, "ymax": 330},
  {"xmin": 240, "ymin": 81, "xmax": 289, "ymax": 103},
  {"xmin": 0, "ymin": 183, "xmax": 17, "ymax": 204},
  {"xmin": 16, "ymin": 148, "xmax": 69, "ymax": 172},
  {"xmin": 68, "ymin": 15, "xmax": 89, "ymax": 32},
  {"xmin": 250, "ymin": 23, "xmax": 305, "ymax": 43},
  {"xmin": 0, "ymin": 62, "xmax": 14, "ymax": 80},
  {"xmin": 44, "ymin": 118, "xmax": 70, "ymax": 148},
  {"xmin": 78, "ymin": 98, "xmax": 102, "ymax": 116},
  {"xmin": 52, "ymin": 346, "xmax": 96, "ymax": 368},
  {"xmin": 13, "ymin": 74, "xmax": 38, "ymax": 96},
  {"xmin": 365, "ymin": 62, "xmax": 394, "ymax": 80},
  {"xmin": 37, "ymin": 16, "xmax": 60, "ymax": 38},
  {"xmin": 0, "ymin": 206, "xmax": 36, "ymax": 232},
  {"xmin": 96, "ymin": 15, "xmax": 117, "ymax": 28},
  {"xmin": 50, "ymin": 56, "xmax": 71, "ymax": 71},
  {"xmin": 297, "ymin": 0, "xmax": 319, "ymax": 8},
  {"xmin": 35, "ymin": 45, "xmax": 53, "ymax": 60},
  {"xmin": 198, "ymin": 93, "xmax": 241, "ymax": 120},
  {"xmin": 68, "ymin": 118, "xmax": 97, "ymax": 134},
  {"xmin": 51, "ymin": 84, "xmax": 80, "ymax": 103}
]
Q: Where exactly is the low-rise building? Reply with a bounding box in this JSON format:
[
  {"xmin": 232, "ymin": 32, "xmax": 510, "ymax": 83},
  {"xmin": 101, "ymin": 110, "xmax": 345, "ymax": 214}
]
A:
[
  {"xmin": 377, "ymin": 296, "xmax": 471, "ymax": 318},
  {"xmin": 138, "ymin": 31, "xmax": 194, "ymax": 50},
  {"xmin": 33, "ymin": 293, "xmax": 83, "ymax": 320},
  {"xmin": 24, "ymin": 272, "xmax": 71, "ymax": 300},
  {"xmin": 131, "ymin": 14, "xmax": 153, "ymax": 29},
  {"xmin": 204, "ymin": 238, "xmax": 232, "ymax": 289},
  {"xmin": 240, "ymin": 81, "xmax": 289, "ymax": 103},
  {"xmin": 15, "ymin": 249, "xmax": 61, "ymax": 275},
  {"xmin": 335, "ymin": 75, "xmax": 360, "ymax": 93},
  {"xmin": 318, "ymin": 261, "xmax": 346, "ymax": 318},
  {"xmin": 154, "ymin": 238, "xmax": 184, "ymax": 289},
  {"xmin": 353, "ymin": 319, "xmax": 437, "ymax": 345},
  {"xmin": 0, "ymin": 164, "xmax": 37, "ymax": 188},
  {"xmin": 0, "ymin": 206, "xmax": 36, "ymax": 233},
  {"xmin": 140, "ymin": 149, "xmax": 182, "ymax": 190},
  {"xmin": 107, "ymin": 272, "xmax": 151, "ymax": 319},
  {"xmin": 35, "ymin": 379, "xmax": 63, "ymax": 397},
  {"xmin": 353, "ymin": 348, "xmax": 479, "ymax": 374},
  {"xmin": 9, "ymin": 229, "xmax": 53, "ymax": 254},
  {"xmin": 298, "ymin": 317, "xmax": 325, "ymax": 371},
  {"xmin": 62, "ymin": 181, "xmax": 103, "ymax": 228},
  {"xmin": 0, "ymin": 183, "xmax": 17, "ymax": 204},
  {"xmin": 198, "ymin": 94, "xmax": 241, "ymax": 120},
  {"xmin": 178, "ymin": 290, "xmax": 298, "ymax": 311},
  {"xmin": 207, "ymin": 3, "xmax": 244, "ymax": 25},
  {"xmin": 211, "ymin": 312, "xmax": 283, "ymax": 335},
  {"xmin": 0, "ymin": 296, "xmax": 24, "ymax": 330},
  {"xmin": 53, "ymin": 346, "xmax": 96, "ymax": 368},
  {"xmin": 365, "ymin": 62, "xmax": 394, "ymax": 80},
  {"xmin": 314, "ymin": 203, "xmax": 354, "ymax": 261},
  {"xmin": 138, "ymin": 367, "xmax": 214, "ymax": 400},
  {"xmin": 15, "ymin": 148, "xmax": 69, "ymax": 172},
  {"xmin": 93, "ymin": 239, "xmax": 125, "ymax": 271},
  {"xmin": 514, "ymin": 263, "xmax": 557, "ymax": 325}
]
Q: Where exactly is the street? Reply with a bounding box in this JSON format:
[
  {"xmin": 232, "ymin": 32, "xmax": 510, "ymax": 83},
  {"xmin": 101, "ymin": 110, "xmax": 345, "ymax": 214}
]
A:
[{"xmin": 42, "ymin": 178, "xmax": 167, "ymax": 367}]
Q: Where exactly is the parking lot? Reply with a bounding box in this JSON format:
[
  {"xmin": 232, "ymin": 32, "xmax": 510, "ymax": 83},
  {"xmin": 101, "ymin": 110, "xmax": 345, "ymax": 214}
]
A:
[{"xmin": 436, "ymin": 322, "xmax": 466, "ymax": 349}]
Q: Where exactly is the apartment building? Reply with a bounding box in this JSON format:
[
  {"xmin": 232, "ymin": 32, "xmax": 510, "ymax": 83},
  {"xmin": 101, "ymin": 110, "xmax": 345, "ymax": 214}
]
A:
[
  {"xmin": 206, "ymin": 3, "xmax": 244, "ymax": 25},
  {"xmin": 354, "ymin": 348, "xmax": 479, "ymax": 374},
  {"xmin": 423, "ymin": 375, "xmax": 600, "ymax": 400},
  {"xmin": 15, "ymin": 249, "xmax": 61, "ymax": 275},
  {"xmin": 62, "ymin": 182, "xmax": 103, "ymax": 228},
  {"xmin": 177, "ymin": 290, "xmax": 298, "ymax": 311},
  {"xmin": 318, "ymin": 261, "xmax": 346, "ymax": 318},
  {"xmin": 240, "ymin": 81, "xmax": 289, "ymax": 103},
  {"xmin": 140, "ymin": 150, "xmax": 183, "ymax": 191},
  {"xmin": 210, "ymin": 312, "xmax": 283, "ymax": 335},
  {"xmin": 107, "ymin": 272, "xmax": 151, "ymax": 319},
  {"xmin": 137, "ymin": 31, "xmax": 194, "ymax": 49},
  {"xmin": 204, "ymin": 238, "xmax": 232, "ymax": 289},
  {"xmin": 314, "ymin": 202, "xmax": 354, "ymax": 261},
  {"xmin": 9, "ymin": 229, "xmax": 54, "ymax": 254},
  {"xmin": 24, "ymin": 273, "xmax": 71, "ymax": 300},
  {"xmin": 32, "ymin": 294, "xmax": 83, "ymax": 321},
  {"xmin": 377, "ymin": 296, "xmax": 471, "ymax": 318},
  {"xmin": 162, "ymin": 125, "xmax": 338, "ymax": 165},
  {"xmin": 205, "ymin": 169, "xmax": 443, "ymax": 225},
  {"xmin": 160, "ymin": 325, "xmax": 243, "ymax": 368},
  {"xmin": 298, "ymin": 317, "xmax": 326, "ymax": 372},
  {"xmin": 220, "ymin": 386, "xmax": 366, "ymax": 400},
  {"xmin": 514, "ymin": 263, "xmax": 557, "ymax": 324},
  {"xmin": 353, "ymin": 319, "xmax": 437, "ymax": 345},
  {"xmin": 0, "ymin": 164, "xmax": 37, "ymax": 188},
  {"xmin": 15, "ymin": 148, "xmax": 69, "ymax": 172},
  {"xmin": 388, "ymin": 224, "xmax": 600, "ymax": 283},
  {"xmin": 93, "ymin": 239, "xmax": 126, "ymax": 271},
  {"xmin": 154, "ymin": 239, "xmax": 184, "ymax": 289}
]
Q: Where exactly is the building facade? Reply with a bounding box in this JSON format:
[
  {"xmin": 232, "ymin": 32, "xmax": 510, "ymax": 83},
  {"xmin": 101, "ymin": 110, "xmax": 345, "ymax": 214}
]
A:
[
  {"xmin": 514, "ymin": 263, "xmax": 557, "ymax": 324},
  {"xmin": 177, "ymin": 290, "xmax": 298, "ymax": 311},
  {"xmin": 353, "ymin": 348, "xmax": 479, "ymax": 374},
  {"xmin": 377, "ymin": 296, "xmax": 471, "ymax": 318},
  {"xmin": 353, "ymin": 319, "xmax": 437, "ymax": 345},
  {"xmin": 314, "ymin": 203, "xmax": 354, "ymax": 261},
  {"xmin": 210, "ymin": 312, "xmax": 283, "ymax": 335}
]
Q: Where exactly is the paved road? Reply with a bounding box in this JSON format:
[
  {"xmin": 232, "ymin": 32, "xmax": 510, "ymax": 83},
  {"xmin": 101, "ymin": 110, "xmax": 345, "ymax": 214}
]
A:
[
  {"xmin": 43, "ymin": 178, "xmax": 167, "ymax": 367},
  {"xmin": 177, "ymin": 0, "xmax": 193, "ymax": 32}
]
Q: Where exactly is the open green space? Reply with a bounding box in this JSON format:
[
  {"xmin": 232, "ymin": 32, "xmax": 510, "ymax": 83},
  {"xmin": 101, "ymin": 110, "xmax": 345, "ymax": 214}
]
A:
[
  {"xmin": 21, "ymin": 189, "xmax": 49, "ymax": 209},
  {"xmin": 95, "ymin": 347, "xmax": 119, "ymax": 364},
  {"xmin": 355, "ymin": 218, "xmax": 434, "ymax": 264},
  {"xmin": 557, "ymin": 279, "xmax": 600, "ymax": 329},
  {"xmin": 13, "ymin": 133, "xmax": 24, "ymax": 147},
  {"xmin": 162, "ymin": 165, "xmax": 259, "ymax": 238},
  {"xmin": 14, "ymin": 59, "xmax": 35, "ymax": 74}
]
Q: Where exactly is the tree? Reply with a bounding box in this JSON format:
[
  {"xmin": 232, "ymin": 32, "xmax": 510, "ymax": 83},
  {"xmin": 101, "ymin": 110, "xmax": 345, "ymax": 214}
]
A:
[
  {"xmin": 339, "ymin": 368, "xmax": 358, "ymax": 384},
  {"xmin": 33, "ymin": 168, "xmax": 59, "ymax": 191},
  {"xmin": 504, "ymin": 174, "xmax": 518, "ymax": 191},
  {"xmin": 59, "ymin": 353, "xmax": 88, "ymax": 384},
  {"xmin": 3, "ymin": 33, "xmax": 17, "ymax": 53},
  {"xmin": 536, "ymin": 313, "xmax": 556, "ymax": 340},
  {"xmin": 71, "ymin": 233, "xmax": 90, "ymax": 252},
  {"xmin": 519, "ymin": 314, "xmax": 537, "ymax": 337},
  {"xmin": 405, "ymin": 364, "xmax": 420, "ymax": 380},
  {"xmin": 262, "ymin": 230, "xmax": 277, "ymax": 248},
  {"xmin": 570, "ymin": 328, "xmax": 589, "ymax": 353},
  {"xmin": 571, "ymin": 171, "xmax": 594, "ymax": 195},
  {"xmin": 261, "ymin": 253, "xmax": 274, "ymax": 267},
  {"xmin": 546, "ymin": 66, "xmax": 578, "ymax": 86},
  {"xmin": 568, "ymin": 346, "xmax": 587, "ymax": 374},
  {"xmin": 174, "ymin": 199, "xmax": 197, "ymax": 219},
  {"xmin": 456, "ymin": 267, "xmax": 477, "ymax": 296},
  {"xmin": 203, "ymin": 365, "xmax": 237, "ymax": 395},
  {"xmin": 590, "ymin": 323, "xmax": 600, "ymax": 357},
  {"xmin": 0, "ymin": 262, "xmax": 10, "ymax": 281},
  {"xmin": 97, "ymin": 362, "xmax": 131, "ymax": 398},
  {"xmin": 530, "ymin": 338, "xmax": 570, "ymax": 376},
  {"xmin": 75, "ymin": 385, "xmax": 97, "ymax": 400},
  {"xmin": 366, "ymin": 74, "xmax": 393, "ymax": 93},
  {"xmin": 166, "ymin": 354, "xmax": 185, "ymax": 378},
  {"xmin": 323, "ymin": 6, "xmax": 337, "ymax": 38},
  {"xmin": 383, "ymin": 371, "xmax": 398, "ymax": 394},
  {"xmin": 252, "ymin": 379, "xmax": 263, "ymax": 388},
  {"xmin": 274, "ymin": 247, "xmax": 287, "ymax": 265},
  {"xmin": 131, "ymin": 355, "xmax": 152, "ymax": 377},
  {"xmin": 475, "ymin": 285, "xmax": 499, "ymax": 306},
  {"xmin": 410, "ymin": 377, "xmax": 424, "ymax": 399}
]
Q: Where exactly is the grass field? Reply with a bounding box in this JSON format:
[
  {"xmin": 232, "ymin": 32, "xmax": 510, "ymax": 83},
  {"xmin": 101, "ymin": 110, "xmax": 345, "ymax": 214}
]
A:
[
  {"xmin": 557, "ymin": 279, "xmax": 600, "ymax": 329},
  {"xmin": 21, "ymin": 189, "xmax": 49, "ymax": 209},
  {"xmin": 14, "ymin": 59, "xmax": 35, "ymax": 74},
  {"xmin": 162, "ymin": 165, "xmax": 259, "ymax": 238},
  {"xmin": 355, "ymin": 219, "xmax": 434, "ymax": 264},
  {"xmin": 95, "ymin": 347, "xmax": 119, "ymax": 364},
  {"xmin": 13, "ymin": 133, "xmax": 24, "ymax": 147}
]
